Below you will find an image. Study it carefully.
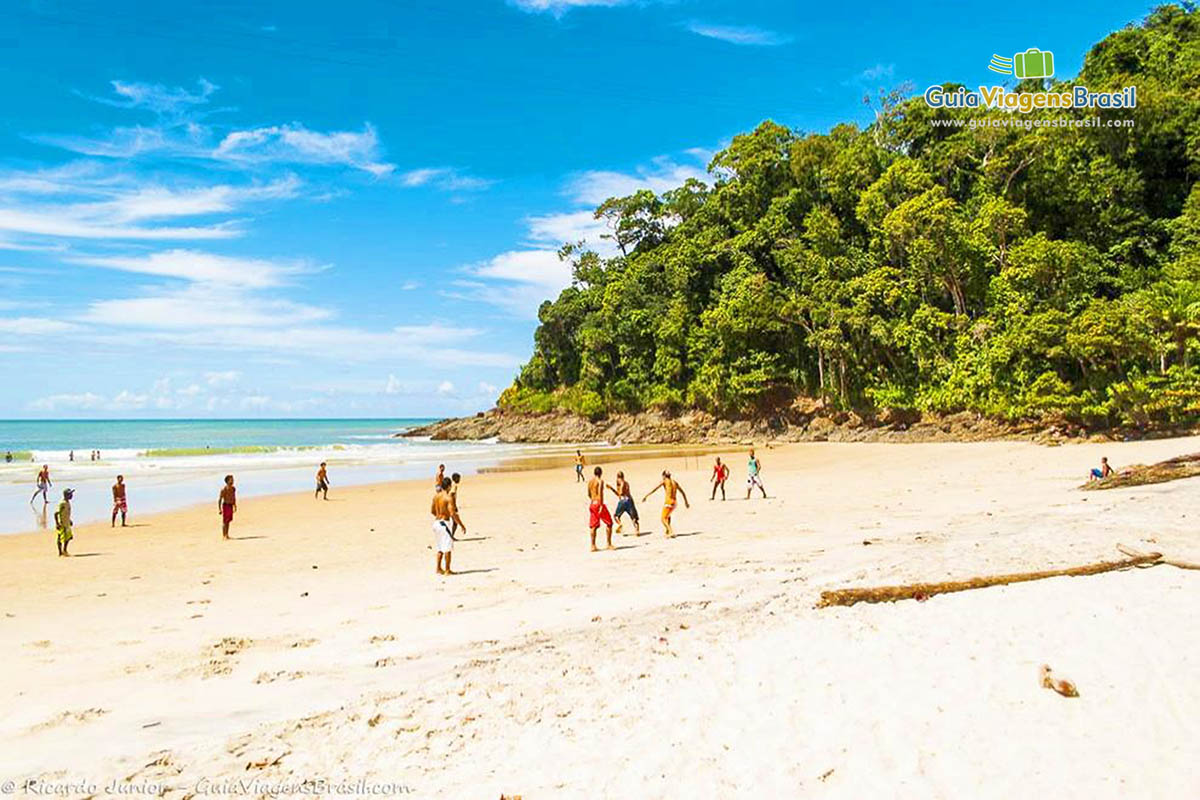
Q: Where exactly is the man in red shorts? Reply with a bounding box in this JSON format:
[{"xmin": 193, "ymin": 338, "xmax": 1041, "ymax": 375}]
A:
[{"xmin": 586, "ymin": 465, "xmax": 618, "ymax": 552}]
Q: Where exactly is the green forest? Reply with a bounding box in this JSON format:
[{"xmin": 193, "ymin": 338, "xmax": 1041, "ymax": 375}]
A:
[{"xmin": 501, "ymin": 5, "xmax": 1200, "ymax": 430}]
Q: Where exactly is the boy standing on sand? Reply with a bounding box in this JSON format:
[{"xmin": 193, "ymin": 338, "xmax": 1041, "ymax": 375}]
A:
[
  {"xmin": 432, "ymin": 477, "xmax": 459, "ymax": 575},
  {"xmin": 710, "ymin": 457, "xmax": 730, "ymax": 501},
  {"xmin": 575, "ymin": 450, "xmax": 585, "ymax": 483},
  {"xmin": 587, "ymin": 465, "xmax": 617, "ymax": 551},
  {"xmin": 746, "ymin": 449, "xmax": 767, "ymax": 499},
  {"xmin": 316, "ymin": 462, "xmax": 330, "ymax": 499},
  {"xmin": 449, "ymin": 473, "xmax": 466, "ymax": 537},
  {"xmin": 219, "ymin": 475, "xmax": 237, "ymax": 540},
  {"xmin": 30, "ymin": 464, "xmax": 51, "ymax": 505},
  {"xmin": 112, "ymin": 475, "xmax": 128, "ymax": 527},
  {"xmin": 54, "ymin": 488, "xmax": 74, "ymax": 557},
  {"xmin": 644, "ymin": 470, "xmax": 689, "ymax": 538},
  {"xmin": 613, "ymin": 470, "xmax": 640, "ymax": 535},
  {"xmin": 434, "ymin": 464, "xmax": 445, "ymax": 490}
]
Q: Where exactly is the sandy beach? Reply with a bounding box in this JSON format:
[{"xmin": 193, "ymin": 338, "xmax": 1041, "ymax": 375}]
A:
[{"xmin": 2, "ymin": 437, "xmax": 1198, "ymax": 798}]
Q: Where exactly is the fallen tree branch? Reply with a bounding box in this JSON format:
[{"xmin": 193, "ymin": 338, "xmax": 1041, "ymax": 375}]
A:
[
  {"xmin": 817, "ymin": 551, "xmax": 1164, "ymax": 608},
  {"xmin": 1082, "ymin": 452, "xmax": 1200, "ymax": 490},
  {"xmin": 1116, "ymin": 543, "xmax": 1200, "ymax": 571}
]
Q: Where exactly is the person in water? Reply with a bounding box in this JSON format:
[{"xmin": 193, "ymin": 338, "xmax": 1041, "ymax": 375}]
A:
[
  {"xmin": 219, "ymin": 475, "xmax": 237, "ymax": 540},
  {"xmin": 112, "ymin": 475, "xmax": 128, "ymax": 527},
  {"xmin": 30, "ymin": 464, "xmax": 51, "ymax": 505},
  {"xmin": 644, "ymin": 470, "xmax": 689, "ymax": 538},
  {"xmin": 613, "ymin": 470, "xmax": 640, "ymax": 535}
]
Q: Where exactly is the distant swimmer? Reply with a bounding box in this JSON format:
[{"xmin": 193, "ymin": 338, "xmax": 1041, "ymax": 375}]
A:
[
  {"xmin": 5, "ymin": 450, "xmax": 12, "ymax": 462},
  {"xmin": 613, "ymin": 470, "xmax": 640, "ymax": 535},
  {"xmin": 30, "ymin": 464, "xmax": 51, "ymax": 505},
  {"xmin": 710, "ymin": 457, "xmax": 730, "ymax": 501},
  {"xmin": 449, "ymin": 473, "xmax": 466, "ymax": 537},
  {"xmin": 434, "ymin": 463, "xmax": 446, "ymax": 490},
  {"xmin": 1089, "ymin": 457, "xmax": 1115, "ymax": 481},
  {"xmin": 111, "ymin": 475, "xmax": 128, "ymax": 527},
  {"xmin": 587, "ymin": 465, "xmax": 617, "ymax": 551},
  {"xmin": 644, "ymin": 470, "xmax": 688, "ymax": 538},
  {"xmin": 316, "ymin": 462, "xmax": 330, "ymax": 500},
  {"xmin": 219, "ymin": 475, "xmax": 237, "ymax": 540},
  {"xmin": 54, "ymin": 488, "xmax": 74, "ymax": 557},
  {"xmin": 432, "ymin": 476, "xmax": 460, "ymax": 575},
  {"xmin": 745, "ymin": 449, "xmax": 767, "ymax": 499},
  {"xmin": 575, "ymin": 450, "xmax": 586, "ymax": 483}
]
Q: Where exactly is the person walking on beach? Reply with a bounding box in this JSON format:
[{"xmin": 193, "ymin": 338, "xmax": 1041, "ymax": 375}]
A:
[
  {"xmin": 219, "ymin": 475, "xmax": 237, "ymax": 540},
  {"xmin": 315, "ymin": 462, "xmax": 330, "ymax": 500},
  {"xmin": 434, "ymin": 463, "xmax": 445, "ymax": 490},
  {"xmin": 587, "ymin": 465, "xmax": 616, "ymax": 551},
  {"xmin": 613, "ymin": 470, "xmax": 640, "ymax": 535},
  {"xmin": 449, "ymin": 473, "xmax": 467, "ymax": 537},
  {"xmin": 644, "ymin": 470, "xmax": 689, "ymax": 538},
  {"xmin": 746, "ymin": 449, "xmax": 767, "ymax": 499},
  {"xmin": 111, "ymin": 475, "xmax": 128, "ymax": 527},
  {"xmin": 710, "ymin": 457, "xmax": 730, "ymax": 501},
  {"xmin": 432, "ymin": 477, "xmax": 459, "ymax": 575},
  {"xmin": 30, "ymin": 464, "xmax": 51, "ymax": 505},
  {"xmin": 575, "ymin": 450, "xmax": 586, "ymax": 483},
  {"xmin": 54, "ymin": 488, "xmax": 74, "ymax": 557}
]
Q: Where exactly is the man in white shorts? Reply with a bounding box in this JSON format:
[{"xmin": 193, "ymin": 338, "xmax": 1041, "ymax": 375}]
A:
[
  {"xmin": 746, "ymin": 448, "xmax": 767, "ymax": 499},
  {"xmin": 431, "ymin": 476, "xmax": 461, "ymax": 575}
]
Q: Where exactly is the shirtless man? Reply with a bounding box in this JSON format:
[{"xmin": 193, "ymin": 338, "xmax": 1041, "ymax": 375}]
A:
[
  {"xmin": 613, "ymin": 470, "xmax": 640, "ymax": 535},
  {"xmin": 315, "ymin": 462, "xmax": 330, "ymax": 499},
  {"xmin": 219, "ymin": 475, "xmax": 237, "ymax": 540},
  {"xmin": 746, "ymin": 449, "xmax": 767, "ymax": 499},
  {"xmin": 111, "ymin": 475, "xmax": 128, "ymax": 527},
  {"xmin": 449, "ymin": 473, "xmax": 466, "ymax": 537},
  {"xmin": 710, "ymin": 457, "xmax": 730, "ymax": 501},
  {"xmin": 587, "ymin": 465, "xmax": 618, "ymax": 551},
  {"xmin": 54, "ymin": 488, "xmax": 74, "ymax": 557},
  {"xmin": 434, "ymin": 464, "xmax": 445, "ymax": 490},
  {"xmin": 30, "ymin": 465, "xmax": 51, "ymax": 505},
  {"xmin": 1089, "ymin": 457, "xmax": 1115, "ymax": 481},
  {"xmin": 644, "ymin": 470, "xmax": 689, "ymax": 538},
  {"xmin": 575, "ymin": 451, "xmax": 586, "ymax": 483},
  {"xmin": 431, "ymin": 477, "xmax": 461, "ymax": 575}
]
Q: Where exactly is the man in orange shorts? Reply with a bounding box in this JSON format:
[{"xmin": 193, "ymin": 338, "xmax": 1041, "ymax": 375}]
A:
[
  {"xmin": 644, "ymin": 469, "xmax": 689, "ymax": 538},
  {"xmin": 587, "ymin": 465, "xmax": 618, "ymax": 552}
]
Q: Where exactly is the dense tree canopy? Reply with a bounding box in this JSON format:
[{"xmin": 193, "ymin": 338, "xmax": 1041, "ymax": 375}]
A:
[{"xmin": 502, "ymin": 5, "xmax": 1200, "ymax": 429}]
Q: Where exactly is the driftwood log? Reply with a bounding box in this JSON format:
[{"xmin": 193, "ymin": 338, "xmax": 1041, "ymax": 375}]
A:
[
  {"xmin": 1082, "ymin": 452, "xmax": 1200, "ymax": 490},
  {"xmin": 817, "ymin": 544, "xmax": 1195, "ymax": 608}
]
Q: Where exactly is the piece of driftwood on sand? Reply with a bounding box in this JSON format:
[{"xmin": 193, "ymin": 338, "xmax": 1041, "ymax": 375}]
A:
[
  {"xmin": 1082, "ymin": 452, "xmax": 1200, "ymax": 490},
  {"xmin": 817, "ymin": 544, "xmax": 1197, "ymax": 608}
]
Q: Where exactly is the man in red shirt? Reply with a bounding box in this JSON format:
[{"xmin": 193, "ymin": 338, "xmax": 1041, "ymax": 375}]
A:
[{"xmin": 710, "ymin": 456, "xmax": 730, "ymax": 500}]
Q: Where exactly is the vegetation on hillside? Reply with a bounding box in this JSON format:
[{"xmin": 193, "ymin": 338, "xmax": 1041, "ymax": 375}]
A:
[{"xmin": 502, "ymin": 5, "xmax": 1200, "ymax": 429}]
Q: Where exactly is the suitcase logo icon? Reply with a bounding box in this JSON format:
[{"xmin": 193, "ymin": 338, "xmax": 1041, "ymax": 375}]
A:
[{"xmin": 988, "ymin": 48, "xmax": 1054, "ymax": 79}]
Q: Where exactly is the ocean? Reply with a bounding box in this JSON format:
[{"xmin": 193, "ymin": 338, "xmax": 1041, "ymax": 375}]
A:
[{"xmin": 0, "ymin": 418, "xmax": 570, "ymax": 535}]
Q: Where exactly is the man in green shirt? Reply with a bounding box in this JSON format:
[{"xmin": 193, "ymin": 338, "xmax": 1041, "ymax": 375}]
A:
[{"xmin": 54, "ymin": 488, "xmax": 74, "ymax": 557}]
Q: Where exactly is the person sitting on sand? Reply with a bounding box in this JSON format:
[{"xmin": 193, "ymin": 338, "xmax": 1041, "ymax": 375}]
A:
[
  {"xmin": 575, "ymin": 450, "xmax": 586, "ymax": 483},
  {"xmin": 1089, "ymin": 457, "xmax": 1115, "ymax": 481},
  {"xmin": 710, "ymin": 457, "xmax": 730, "ymax": 501},
  {"xmin": 112, "ymin": 475, "xmax": 128, "ymax": 527},
  {"xmin": 219, "ymin": 475, "xmax": 237, "ymax": 540},
  {"xmin": 449, "ymin": 473, "xmax": 466, "ymax": 537},
  {"xmin": 613, "ymin": 470, "xmax": 640, "ymax": 535},
  {"xmin": 54, "ymin": 488, "xmax": 74, "ymax": 557},
  {"xmin": 316, "ymin": 462, "xmax": 330, "ymax": 500},
  {"xmin": 432, "ymin": 477, "xmax": 459, "ymax": 575},
  {"xmin": 746, "ymin": 449, "xmax": 767, "ymax": 499},
  {"xmin": 644, "ymin": 470, "xmax": 689, "ymax": 538},
  {"xmin": 587, "ymin": 465, "xmax": 618, "ymax": 551},
  {"xmin": 30, "ymin": 464, "xmax": 51, "ymax": 505}
]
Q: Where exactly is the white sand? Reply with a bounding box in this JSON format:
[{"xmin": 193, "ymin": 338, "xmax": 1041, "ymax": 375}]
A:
[{"xmin": 1, "ymin": 438, "xmax": 1197, "ymax": 797}]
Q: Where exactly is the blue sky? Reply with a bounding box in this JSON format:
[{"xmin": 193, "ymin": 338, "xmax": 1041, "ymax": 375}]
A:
[{"xmin": 0, "ymin": 0, "xmax": 1153, "ymax": 418}]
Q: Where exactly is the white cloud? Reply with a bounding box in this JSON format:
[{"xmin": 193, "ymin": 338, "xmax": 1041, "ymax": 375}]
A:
[
  {"xmin": 686, "ymin": 23, "xmax": 791, "ymax": 46},
  {"xmin": 95, "ymin": 79, "xmax": 218, "ymax": 117},
  {"xmin": 859, "ymin": 63, "xmax": 895, "ymax": 81},
  {"xmin": 478, "ymin": 381, "xmax": 498, "ymax": 395},
  {"xmin": 82, "ymin": 284, "xmax": 333, "ymax": 329},
  {"xmin": 566, "ymin": 156, "xmax": 708, "ymax": 206},
  {"xmin": 437, "ymin": 381, "xmax": 455, "ymax": 395},
  {"xmin": 28, "ymin": 392, "xmax": 106, "ymax": 412},
  {"xmin": 215, "ymin": 123, "xmax": 395, "ymax": 176},
  {"xmin": 525, "ymin": 210, "xmax": 612, "ymax": 250},
  {"xmin": 0, "ymin": 207, "xmax": 237, "ymax": 240},
  {"xmin": 70, "ymin": 249, "xmax": 310, "ymax": 289},
  {"xmin": 398, "ymin": 167, "xmax": 494, "ymax": 192},
  {"xmin": 509, "ymin": 0, "xmax": 627, "ymax": 13},
  {"xmin": 0, "ymin": 316, "xmax": 80, "ymax": 335},
  {"xmin": 205, "ymin": 371, "xmax": 241, "ymax": 387}
]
